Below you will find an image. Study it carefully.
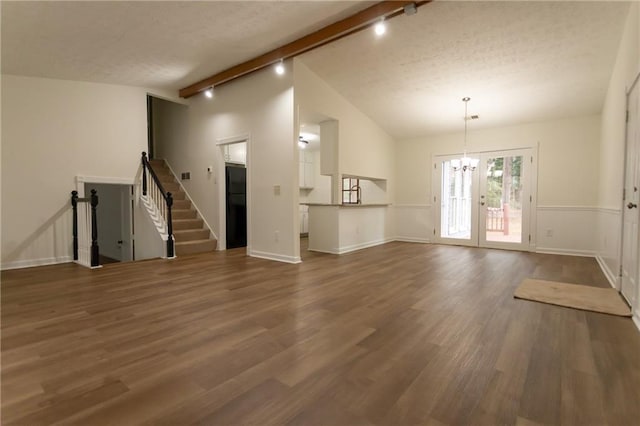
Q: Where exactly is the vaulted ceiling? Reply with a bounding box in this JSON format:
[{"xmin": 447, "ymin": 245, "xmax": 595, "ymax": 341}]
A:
[
  {"xmin": 1, "ymin": 1, "xmax": 631, "ymax": 139},
  {"xmin": 299, "ymin": 1, "xmax": 630, "ymax": 138}
]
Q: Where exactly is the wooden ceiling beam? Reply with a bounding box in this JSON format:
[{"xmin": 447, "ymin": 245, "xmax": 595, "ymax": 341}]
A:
[{"xmin": 179, "ymin": 1, "xmax": 431, "ymax": 98}]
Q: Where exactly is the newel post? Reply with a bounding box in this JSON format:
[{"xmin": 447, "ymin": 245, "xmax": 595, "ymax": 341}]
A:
[
  {"xmin": 166, "ymin": 192, "xmax": 175, "ymax": 258},
  {"xmin": 90, "ymin": 189, "xmax": 100, "ymax": 267},
  {"xmin": 142, "ymin": 151, "xmax": 148, "ymax": 196},
  {"xmin": 71, "ymin": 190, "xmax": 79, "ymax": 261}
]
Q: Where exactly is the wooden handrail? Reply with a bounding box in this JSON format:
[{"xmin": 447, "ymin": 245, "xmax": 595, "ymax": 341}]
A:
[{"xmin": 142, "ymin": 152, "xmax": 169, "ymax": 201}]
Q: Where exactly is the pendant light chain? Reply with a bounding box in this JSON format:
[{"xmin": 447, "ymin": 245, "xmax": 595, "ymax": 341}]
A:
[{"xmin": 452, "ymin": 97, "xmax": 479, "ymax": 172}]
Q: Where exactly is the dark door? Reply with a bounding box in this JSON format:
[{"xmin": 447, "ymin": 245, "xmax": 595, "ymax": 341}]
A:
[
  {"xmin": 225, "ymin": 164, "xmax": 247, "ymax": 248},
  {"xmin": 146, "ymin": 95, "xmax": 154, "ymax": 159}
]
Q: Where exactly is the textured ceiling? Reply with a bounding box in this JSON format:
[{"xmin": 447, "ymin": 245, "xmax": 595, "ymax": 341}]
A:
[
  {"xmin": 1, "ymin": 1, "xmax": 631, "ymax": 139},
  {"xmin": 299, "ymin": 1, "xmax": 631, "ymax": 138},
  {"xmin": 1, "ymin": 0, "xmax": 374, "ymax": 90}
]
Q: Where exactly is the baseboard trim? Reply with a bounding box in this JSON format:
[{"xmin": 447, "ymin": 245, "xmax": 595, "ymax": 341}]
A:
[
  {"xmin": 2, "ymin": 256, "xmax": 73, "ymax": 270},
  {"xmin": 595, "ymin": 255, "xmax": 619, "ymax": 289},
  {"xmin": 394, "ymin": 237, "xmax": 431, "ymax": 244},
  {"xmin": 249, "ymin": 250, "xmax": 301, "ymax": 264},
  {"xmin": 394, "ymin": 204, "xmax": 432, "ymax": 209},
  {"xmin": 336, "ymin": 238, "xmax": 393, "ymax": 254},
  {"xmin": 307, "ymin": 238, "xmax": 394, "ymax": 255},
  {"xmin": 536, "ymin": 205, "xmax": 598, "ymax": 212},
  {"xmin": 535, "ymin": 247, "xmax": 595, "ymax": 257}
]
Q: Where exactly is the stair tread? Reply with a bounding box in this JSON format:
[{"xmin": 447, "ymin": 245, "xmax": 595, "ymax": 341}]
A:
[
  {"xmin": 148, "ymin": 160, "xmax": 211, "ymax": 250},
  {"xmin": 176, "ymin": 239, "xmax": 216, "ymax": 245}
]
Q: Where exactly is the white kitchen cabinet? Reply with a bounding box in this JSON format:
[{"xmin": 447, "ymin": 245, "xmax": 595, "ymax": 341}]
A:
[
  {"xmin": 299, "ymin": 205, "xmax": 309, "ymax": 234},
  {"xmin": 299, "ymin": 150, "xmax": 314, "ymax": 189}
]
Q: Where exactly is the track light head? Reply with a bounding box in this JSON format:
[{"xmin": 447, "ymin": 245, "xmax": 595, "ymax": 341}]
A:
[
  {"xmin": 374, "ymin": 19, "xmax": 386, "ymax": 36},
  {"xmin": 275, "ymin": 60, "xmax": 285, "ymax": 75}
]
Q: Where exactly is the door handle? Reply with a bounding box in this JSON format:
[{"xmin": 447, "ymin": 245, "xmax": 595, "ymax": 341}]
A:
[{"xmin": 628, "ymin": 202, "xmax": 638, "ymax": 209}]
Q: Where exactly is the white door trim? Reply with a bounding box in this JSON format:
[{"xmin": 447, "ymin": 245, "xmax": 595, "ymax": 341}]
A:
[{"xmin": 216, "ymin": 134, "xmax": 251, "ymax": 253}]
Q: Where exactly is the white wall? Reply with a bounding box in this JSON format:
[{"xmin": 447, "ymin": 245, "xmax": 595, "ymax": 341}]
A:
[
  {"xmin": 338, "ymin": 206, "xmax": 391, "ymax": 254},
  {"xmin": 152, "ymin": 96, "xmax": 189, "ymax": 162},
  {"xmin": 294, "ymin": 59, "xmax": 396, "ymax": 248},
  {"xmin": 294, "ymin": 59, "xmax": 396, "ymax": 193},
  {"xmin": 1, "ymin": 75, "xmax": 176, "ymax": 269},
  {"xmin": 596, "ymin": 3, "xmax": 640, "ymax": 323},
  {"xmin": 165, "ymin": 63, "xmax": 297, "ymax": 263},
  {"xmin": 395, "ymin": 115, "xmax": 602, "ymax": 252},
  {"xmin": 359, "ymin": 179, "xmax": 387, "ymax": 205}
]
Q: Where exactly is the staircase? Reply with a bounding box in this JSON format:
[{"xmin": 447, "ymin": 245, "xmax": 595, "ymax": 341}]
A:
[{"xmin": 148, "ymin": 159, "xmax": 217, "ymax": 256}]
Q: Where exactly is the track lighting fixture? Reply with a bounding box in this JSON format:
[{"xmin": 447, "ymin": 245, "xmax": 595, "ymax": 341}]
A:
[
  {"xmin": 404, "ymin": 3, "xmax": 417, "ymax": 16},
  {"xmin": 204, "ymin": 87, "xmax": 213, "ymax": 98},
  {"xmin": 275, "ymin": 59, "xmax": 285, "ymax": 75}
]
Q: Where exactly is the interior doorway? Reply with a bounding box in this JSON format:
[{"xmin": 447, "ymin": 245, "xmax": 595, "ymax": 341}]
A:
[
  {"xmin": 217, "ymin": 138, "xmax": 249, "ymax": 251},
  {"xmin": 84, "ymin": 183, "xmax": 134, "ymax": 263},
  {"xmin": 434, "ymin": 148, "xmax": 535, "ymax": 251},
  {"xmin": 620, "ymin": 76, "xmax": 639, "ymax": 308},
  {"xmin": 225, "ymin": 164, "xmax": 247, "ymax": 249}
]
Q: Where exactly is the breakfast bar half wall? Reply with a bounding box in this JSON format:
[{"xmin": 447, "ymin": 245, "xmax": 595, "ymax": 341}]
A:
[{"xmin": 305, "ymin": 204, "xmax": 393, "ymax": 254}]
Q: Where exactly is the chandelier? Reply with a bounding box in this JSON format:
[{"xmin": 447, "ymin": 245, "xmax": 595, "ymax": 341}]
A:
[{"xmin": 451, "ymin": 97, "xmax": 479, "ymax": 172}]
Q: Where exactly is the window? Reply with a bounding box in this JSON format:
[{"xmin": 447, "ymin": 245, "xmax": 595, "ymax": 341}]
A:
[{"xmin": 342, "ymin": 178, "xmax": 361, "ymax": 204}]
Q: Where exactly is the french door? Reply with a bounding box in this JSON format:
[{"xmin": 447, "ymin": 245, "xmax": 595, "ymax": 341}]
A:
[{"xmin": 434, "ymin": 148, "xmax": 534, "ymax": 251}]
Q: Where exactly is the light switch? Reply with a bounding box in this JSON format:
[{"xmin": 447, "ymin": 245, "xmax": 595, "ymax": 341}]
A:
[{"xmin": 274, "ymin": 185, "xmax": 281, "ymax": 195}]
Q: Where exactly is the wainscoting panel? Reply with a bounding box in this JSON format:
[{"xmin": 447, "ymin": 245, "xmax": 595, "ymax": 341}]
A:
[
  {"xmin": 536, "ymin": 206, "xmax": 598, "ymax": 256},
  {"xmin": 338, "ymin": 206, "xmax": 393, "ymax": 252},
  {"xmin": 595, "ymin": 208, "xmax": 622, "ymax": 288},
  {"xmin": 395, "ymin": 204, "xmax": 432, "ymax": 243}
]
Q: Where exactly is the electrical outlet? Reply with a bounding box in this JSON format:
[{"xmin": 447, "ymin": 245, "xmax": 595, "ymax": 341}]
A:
[
  {"xmin": 546, "ymin": 229, "xmax": 553, "ymax": 237},
  {"xmin": 274, "ymin": 231, "xmax": 279, "ymax": 242}
]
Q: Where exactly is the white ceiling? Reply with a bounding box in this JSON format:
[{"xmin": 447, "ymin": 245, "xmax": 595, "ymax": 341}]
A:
[
  {"xmin": 1, "ymin": 1, "xmax": 631, "ymax": 139},
  {"xmin": 299, "ymin": 1, "xmax": 631, "ymax": 138},
  {"xmin": 1, "ymin": 1, "xmax": 374, "ymax": 90}
]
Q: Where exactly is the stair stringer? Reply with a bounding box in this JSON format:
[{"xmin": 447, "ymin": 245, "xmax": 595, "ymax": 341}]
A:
[{"xmin": 140, "ymin": 194, "xmax": 176, "ymax": 259}]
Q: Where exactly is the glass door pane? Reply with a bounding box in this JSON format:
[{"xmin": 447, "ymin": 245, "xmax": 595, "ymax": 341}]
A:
[
  {"xmin": 438, "ymin": 158, "xmax": 477, "ymax": 244},
  {"xmin": 484, "ymin": 155, "xmax": 523, "ymax": 243},
  {"xmin": 479, "ymin": 149, "xmax": 532, "ymax": 251}
]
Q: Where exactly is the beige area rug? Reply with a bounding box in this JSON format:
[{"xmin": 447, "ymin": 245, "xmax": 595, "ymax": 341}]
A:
[{"xmin": 514, "ymin": 279, "xmax": 632, "ymax": 317}]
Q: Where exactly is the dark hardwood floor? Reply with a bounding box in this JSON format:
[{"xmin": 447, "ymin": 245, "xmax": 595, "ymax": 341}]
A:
[{"xmin": 2, "ymin": 242, "xmax": 639, "ymax": 425}]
